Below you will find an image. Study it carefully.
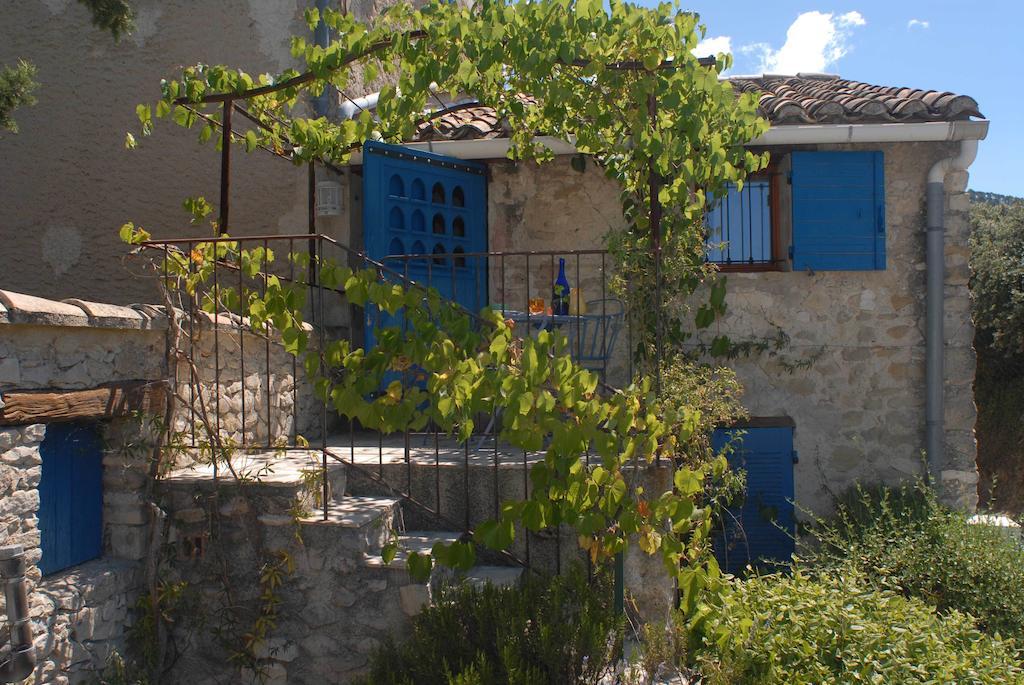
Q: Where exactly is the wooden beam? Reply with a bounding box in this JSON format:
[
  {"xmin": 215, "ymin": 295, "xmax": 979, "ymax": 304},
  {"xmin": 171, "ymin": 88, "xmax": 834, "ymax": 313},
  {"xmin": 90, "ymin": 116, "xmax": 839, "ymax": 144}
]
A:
[{"xmin": 0, "ymin": 380, "xmax": 169, "ymax": 426}]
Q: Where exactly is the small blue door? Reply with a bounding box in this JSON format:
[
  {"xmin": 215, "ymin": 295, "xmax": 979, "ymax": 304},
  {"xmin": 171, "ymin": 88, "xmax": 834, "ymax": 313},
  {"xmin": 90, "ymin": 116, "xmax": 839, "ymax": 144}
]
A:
[
  {"xmin": 712, "ymin": 426, "xmax": 796, "ymax": 574},
  {"xmin": 38, "ymin": 422, "xmax": 103, "ymax": 575},
  {"xmin": 362, "ymin": 142, "xmax": 488, "ymax": 351}
]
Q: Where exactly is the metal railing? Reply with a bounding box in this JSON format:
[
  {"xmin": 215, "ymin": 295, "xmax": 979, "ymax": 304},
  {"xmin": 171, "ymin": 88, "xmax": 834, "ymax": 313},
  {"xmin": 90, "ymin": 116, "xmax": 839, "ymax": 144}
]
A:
[{"xmin": 143, "ymin": 234, "xmax": 631, "ymax": 573}]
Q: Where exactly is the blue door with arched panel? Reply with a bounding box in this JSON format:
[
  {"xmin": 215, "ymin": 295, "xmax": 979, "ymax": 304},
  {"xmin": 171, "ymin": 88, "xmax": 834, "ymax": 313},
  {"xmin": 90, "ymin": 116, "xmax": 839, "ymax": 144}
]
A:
[{"xmin": 362, "ymin": 142, "xmax": 488, "ymax": 352}]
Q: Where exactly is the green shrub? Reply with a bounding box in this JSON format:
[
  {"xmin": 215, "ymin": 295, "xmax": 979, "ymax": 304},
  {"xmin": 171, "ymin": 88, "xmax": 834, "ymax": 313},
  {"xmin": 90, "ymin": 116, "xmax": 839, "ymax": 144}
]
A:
[
  {"xmin": 359, "ymin": 566, "xmax": 621, "ymax": 685},
  {"xmin": 689, "ymin": 569, "xmax": 1024, "ymax": 684},
  {"xmin": 806, "ymin": 482, "xmax": 1024, "ymax": 641},
  {"xmin": 970, "ymin": 200, "xmax": 1024, "ymax": 356}
]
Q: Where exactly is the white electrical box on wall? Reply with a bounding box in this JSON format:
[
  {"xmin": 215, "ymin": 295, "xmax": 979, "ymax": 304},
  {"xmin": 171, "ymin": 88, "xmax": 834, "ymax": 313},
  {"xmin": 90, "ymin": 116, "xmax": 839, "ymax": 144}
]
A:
[{"xmin": 316, "ymin": 180, "xmax": 343, "ymax": 216}]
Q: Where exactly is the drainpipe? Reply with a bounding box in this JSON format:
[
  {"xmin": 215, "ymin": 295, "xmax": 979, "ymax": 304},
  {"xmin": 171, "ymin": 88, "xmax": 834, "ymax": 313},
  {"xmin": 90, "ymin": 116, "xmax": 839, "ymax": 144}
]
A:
[
  {"xmin": 313, "ymin": 0, "xmax": 331, "ymax": 118},
  {"xmin": 0, "ymin": 545, "xmax": 34, "ymax": 683},
  {"xmin": 925, "ymin": 139, "xmax": 979, "ymax": 483}
]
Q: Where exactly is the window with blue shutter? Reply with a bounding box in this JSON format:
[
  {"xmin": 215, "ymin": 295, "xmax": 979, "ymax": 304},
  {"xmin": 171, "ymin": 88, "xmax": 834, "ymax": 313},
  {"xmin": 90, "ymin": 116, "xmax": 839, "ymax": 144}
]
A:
[
  {"xmin": 38, "ymin": 422, "xmax": 104, "ymax": 575},
  {"xmin": 790, "ymin": 151, "xmax": 886, "ymax": 271},
  {"xmin": 712, "ymin": 425, "xmax": 796, "ymax": 574}
]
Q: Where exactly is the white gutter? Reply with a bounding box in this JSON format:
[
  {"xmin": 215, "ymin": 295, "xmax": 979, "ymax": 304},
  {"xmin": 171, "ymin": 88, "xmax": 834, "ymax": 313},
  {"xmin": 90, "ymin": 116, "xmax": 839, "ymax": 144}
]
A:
[
  {"xmin": 346, "ymin": 136, "xmax": 578, "ymax": 164},
  {"xmin": 750, "ymin": 120, "xmax": 989, "ymax": 146},
  {"xmin": 339, "ymin": 92, "xmax": 381, "ymax": 120},
  {"xmin": 343, "ymin": 120, "xmax": 988, "ymax": 163}
]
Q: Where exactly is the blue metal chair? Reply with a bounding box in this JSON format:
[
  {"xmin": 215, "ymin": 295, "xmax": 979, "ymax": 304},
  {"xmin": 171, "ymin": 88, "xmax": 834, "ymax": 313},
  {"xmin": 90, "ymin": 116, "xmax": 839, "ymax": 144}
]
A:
[{"xmin": 564, "ymin": 298, "xmax": 624, "ymax": 378}]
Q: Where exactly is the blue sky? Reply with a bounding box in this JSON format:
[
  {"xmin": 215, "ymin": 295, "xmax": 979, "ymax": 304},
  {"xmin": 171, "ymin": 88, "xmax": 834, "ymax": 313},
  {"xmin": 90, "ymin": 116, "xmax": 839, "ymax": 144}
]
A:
[{"xmin": 639, "ymin": 1, "xmax": 1021, "ymax": 196}]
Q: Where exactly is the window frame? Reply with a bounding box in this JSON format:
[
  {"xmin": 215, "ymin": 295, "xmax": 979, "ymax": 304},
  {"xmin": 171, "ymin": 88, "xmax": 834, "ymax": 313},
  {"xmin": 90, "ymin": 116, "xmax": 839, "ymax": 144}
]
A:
[{"xmin": 705, "ymin": 158, "xmax": 785, "ymax": 273}]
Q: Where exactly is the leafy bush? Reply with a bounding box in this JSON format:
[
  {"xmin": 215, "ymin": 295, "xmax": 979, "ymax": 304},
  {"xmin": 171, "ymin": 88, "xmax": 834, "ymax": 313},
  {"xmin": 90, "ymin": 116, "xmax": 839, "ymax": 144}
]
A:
[
  {"xmin": 806, "ymin": 482, "xmax": 1024, "ymax": 641},
  {"xmin": 689, "ymin": 569, "xmax": 1024, "ymax": 684},
  {"xmin": 359, "ymin": 566, "xmax": 621, "ymax": 685},
  {"xmin": 970, "ymin": 200, "xmax": 1024, "ymax": 355}
]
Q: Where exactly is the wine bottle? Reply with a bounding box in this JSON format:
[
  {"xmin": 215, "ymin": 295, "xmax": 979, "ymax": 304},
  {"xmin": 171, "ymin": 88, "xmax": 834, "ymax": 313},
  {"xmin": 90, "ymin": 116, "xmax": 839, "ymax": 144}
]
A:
[{"xmin": 552, "ymin": 258, "xmax": 571, "ymax": 315}]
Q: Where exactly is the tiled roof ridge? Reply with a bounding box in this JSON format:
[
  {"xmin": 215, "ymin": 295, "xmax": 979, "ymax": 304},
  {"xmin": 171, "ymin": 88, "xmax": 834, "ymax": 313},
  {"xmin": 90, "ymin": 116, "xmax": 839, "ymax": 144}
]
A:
[
  {"xmin": 405, "ymin": 75, "xmax": 982, "ymax": 142},
  {"xmin": 727, "ymin": 74, "xmax": 982, "ymax": 125}
]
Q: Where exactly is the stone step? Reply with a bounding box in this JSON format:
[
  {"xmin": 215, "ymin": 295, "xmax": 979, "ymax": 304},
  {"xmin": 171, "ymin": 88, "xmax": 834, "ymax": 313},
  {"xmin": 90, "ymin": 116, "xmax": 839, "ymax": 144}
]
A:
[
  {"xmin": 261, "ymin": 497, "xmax": 403, "ymax": 557},
  {"xmin": 454, "ymin": 565, "xmax": 525, "ymax": 590},
  {"xmin": 162, "ymin": 449, "xmax": 347, "ymax": 518},
  {"xmin": 363, "ymin": 531, "xmax": 461, "ymax": 570},
  {"xmin": 363, "ymin": 531, "xmax": 524, "ymax": 587}
]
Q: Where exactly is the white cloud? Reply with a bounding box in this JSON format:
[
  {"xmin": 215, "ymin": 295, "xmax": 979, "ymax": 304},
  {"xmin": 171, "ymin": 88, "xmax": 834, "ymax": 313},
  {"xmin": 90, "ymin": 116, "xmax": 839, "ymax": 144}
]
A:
[
  {"xmin": 907, "ymin": 18, "xmax": 930, "ymax": 30},
  {"xmin": 693, "ymin": 35, "xmax": 732, "ymax": 58},
  {"xmin": 745, "ymin": 10, "xmax": 866, "ymax": 75}
]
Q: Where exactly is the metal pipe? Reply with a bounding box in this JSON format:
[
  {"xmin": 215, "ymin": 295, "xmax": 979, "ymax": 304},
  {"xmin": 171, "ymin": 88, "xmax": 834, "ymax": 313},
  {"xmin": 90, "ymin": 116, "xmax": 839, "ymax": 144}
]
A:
[
  {"xmin": 313, "ymin": 0, "xmax": 331, "ymax": 118},
  {"xmin": 0, "ymin": 545, "xmax": 35, "ymax": 684},
  {"xmin": 924, "ymin": 139, "xmax": 979, "ymax": 483},
  {"xmin": 218, "ymin": 99, "xmax": 232, "ymax": 235}
]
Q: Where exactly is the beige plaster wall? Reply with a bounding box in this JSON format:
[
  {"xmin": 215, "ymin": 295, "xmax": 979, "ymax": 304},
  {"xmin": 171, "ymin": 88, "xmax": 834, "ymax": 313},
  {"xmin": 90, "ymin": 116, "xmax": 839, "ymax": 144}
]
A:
[
  {"xmin": 483, "ymin": 142, "xmax": 978, "ymax": 513},
  {"xmin": 0, "ymin": 0, "xmax": 386, "ymax": 305}
]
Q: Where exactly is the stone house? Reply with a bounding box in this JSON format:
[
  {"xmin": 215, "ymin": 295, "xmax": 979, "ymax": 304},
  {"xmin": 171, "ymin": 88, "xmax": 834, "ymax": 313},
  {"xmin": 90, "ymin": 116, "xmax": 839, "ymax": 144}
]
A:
[
  {"xmin": 340, "ymin": 74, "xmax": 987, "ymax": 569},
  {"xmin": 0, "ymin": 2, "xmax": 991, "ymax": 681}
]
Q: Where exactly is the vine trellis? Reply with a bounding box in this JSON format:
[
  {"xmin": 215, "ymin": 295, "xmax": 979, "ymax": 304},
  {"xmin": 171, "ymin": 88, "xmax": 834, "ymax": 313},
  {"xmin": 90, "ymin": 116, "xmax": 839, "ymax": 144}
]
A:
[{"xmin": 124, "ymin": 0, "xmax": 771, "ymax": 663}]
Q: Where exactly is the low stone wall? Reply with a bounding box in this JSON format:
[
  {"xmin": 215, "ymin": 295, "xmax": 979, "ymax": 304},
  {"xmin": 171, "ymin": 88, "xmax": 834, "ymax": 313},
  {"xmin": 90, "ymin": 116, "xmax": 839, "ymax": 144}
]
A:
[
  {"xmin": 174, "ymin": 312, "xmax": 321, "ymax": 449},
  {"xmin": 0, "ymin": 290, "xmax": 320, "ymax": 683}
]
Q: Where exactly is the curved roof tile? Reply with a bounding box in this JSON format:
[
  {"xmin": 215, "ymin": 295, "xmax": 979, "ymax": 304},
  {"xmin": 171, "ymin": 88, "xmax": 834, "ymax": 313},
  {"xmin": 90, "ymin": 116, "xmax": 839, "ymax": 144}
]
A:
[{"xmin": 409, "ymin": 75, "xmax": 982, "ymax": 142}]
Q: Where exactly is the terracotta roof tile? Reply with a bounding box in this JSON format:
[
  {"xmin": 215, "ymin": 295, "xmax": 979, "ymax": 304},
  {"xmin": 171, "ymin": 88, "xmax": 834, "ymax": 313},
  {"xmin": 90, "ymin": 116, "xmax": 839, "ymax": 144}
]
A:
[
  {"xmin": 407, "ymin": 75, "xmax": 982, "ymax": 141},
  {"xmin": 728, "ymin": 73, "xmax": 982, "ymax": 124}
]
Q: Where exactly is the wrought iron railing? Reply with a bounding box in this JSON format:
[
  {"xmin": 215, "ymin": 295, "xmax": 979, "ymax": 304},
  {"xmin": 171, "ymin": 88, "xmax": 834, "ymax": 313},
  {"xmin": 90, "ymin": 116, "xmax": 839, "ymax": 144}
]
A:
[{"xmin": 142, "ymin": 234, "xmax": 631, "ymax": 573}]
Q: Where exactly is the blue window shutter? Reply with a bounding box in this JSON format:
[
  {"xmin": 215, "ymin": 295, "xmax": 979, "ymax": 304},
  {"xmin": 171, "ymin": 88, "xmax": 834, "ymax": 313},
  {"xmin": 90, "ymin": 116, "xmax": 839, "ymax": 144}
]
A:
[
  {"xmin": 790, "ymin": 151, "xmax": 886, "ymax": 271},
  {"xmin": 39, "ymin": 423, "xmax": 103, "ymax": 575},
  {"xmin": 712, "ymin": 426, "xmax": 795, "ymax": 574}
]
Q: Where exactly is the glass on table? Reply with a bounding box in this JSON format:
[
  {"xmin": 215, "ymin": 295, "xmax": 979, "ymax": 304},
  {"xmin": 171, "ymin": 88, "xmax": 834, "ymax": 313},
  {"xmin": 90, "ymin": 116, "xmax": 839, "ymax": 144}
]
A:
[{"xmin": 528, "ymin": 297, "xmax": 545, "ymax": 315}]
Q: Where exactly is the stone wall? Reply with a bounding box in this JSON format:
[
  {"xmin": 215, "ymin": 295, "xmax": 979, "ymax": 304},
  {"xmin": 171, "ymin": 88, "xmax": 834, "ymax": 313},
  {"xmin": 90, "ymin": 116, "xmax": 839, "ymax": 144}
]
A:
[
  {"xmin": 487, "ymin": 156, "xmax": 633, "ymax": 387},
  {"xmin": 0, "ymin": 0, "xmax": 400, "ymax": 305},
  {"xmin": 0, "ymin": 289, "xmax": 321, "ymax": 683},
  {"xmin": 482, "ymin": 142, "xmax": 979, "ymax": 513},
  {"xmin": 171, "ymin": 312, "xmax": 321, "ymax": 450}
]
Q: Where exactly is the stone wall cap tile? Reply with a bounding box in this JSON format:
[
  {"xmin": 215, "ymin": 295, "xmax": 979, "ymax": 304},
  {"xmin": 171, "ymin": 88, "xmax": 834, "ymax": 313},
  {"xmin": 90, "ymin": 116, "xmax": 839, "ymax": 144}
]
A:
[
  {"xmin": 0, "ymin": 290, "xmax": 89, "ymax": 327},
  {"xmin": 130, "ymin": 304, "xmax": 170, "ymax": 329},
  {"xmin": 62, "ymin": 299, "xmax": 145, "ymax": 329}
]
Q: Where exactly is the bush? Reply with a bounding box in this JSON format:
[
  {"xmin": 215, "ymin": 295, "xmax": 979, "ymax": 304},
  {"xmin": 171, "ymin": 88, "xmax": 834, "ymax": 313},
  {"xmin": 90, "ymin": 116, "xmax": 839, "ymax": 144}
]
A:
[
  {"xmin": 970, "ymin": 200, "xmax": 1024, "ymax": 356},
  {"xmin": 689, "ymin": 569, "xmax": 1024, "ymax": 684},
  {"xmin": 359, "ymin": 566, "xmax": 621, "ymax": 685},
  {"xmin": 806, "ymin": 482, "xmax": 1024, "ymax": 641}
]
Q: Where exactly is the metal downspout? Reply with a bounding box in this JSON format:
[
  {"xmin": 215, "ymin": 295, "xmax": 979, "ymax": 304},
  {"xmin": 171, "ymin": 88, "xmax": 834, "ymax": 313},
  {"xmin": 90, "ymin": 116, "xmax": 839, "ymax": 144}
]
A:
[
  {"xmin": 925, "ymin": 139, "xmax": 979, "ymax": 483},
  {"xmin": 0, "ymin": 545, "xmax": 35, "ymax": 683}
]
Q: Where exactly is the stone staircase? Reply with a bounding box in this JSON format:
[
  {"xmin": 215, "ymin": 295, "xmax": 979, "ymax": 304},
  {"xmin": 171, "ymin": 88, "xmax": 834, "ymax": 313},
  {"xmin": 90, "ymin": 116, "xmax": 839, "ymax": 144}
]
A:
[{"xmin": 160, "ymin": 447, "xmax": 525, "ymax": 682}]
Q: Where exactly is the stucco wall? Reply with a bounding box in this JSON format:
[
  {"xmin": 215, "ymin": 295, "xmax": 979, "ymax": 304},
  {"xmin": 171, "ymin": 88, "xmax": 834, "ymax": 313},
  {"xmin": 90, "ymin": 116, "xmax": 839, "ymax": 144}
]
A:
[
  {"xmin": 482, "ymin": 142, "xmax": 979, "ymax": 513},
  {"xmin": 0, "ymin": 0, "xmax": 390, "ymax": 305}
]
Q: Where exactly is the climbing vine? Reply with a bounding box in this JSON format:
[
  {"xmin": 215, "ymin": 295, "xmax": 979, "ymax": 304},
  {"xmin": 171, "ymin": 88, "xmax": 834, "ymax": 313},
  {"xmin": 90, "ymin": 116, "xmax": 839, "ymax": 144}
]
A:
[{"xmin": 124, "ymin": 0, "xmax": 772, "ymax": 627}]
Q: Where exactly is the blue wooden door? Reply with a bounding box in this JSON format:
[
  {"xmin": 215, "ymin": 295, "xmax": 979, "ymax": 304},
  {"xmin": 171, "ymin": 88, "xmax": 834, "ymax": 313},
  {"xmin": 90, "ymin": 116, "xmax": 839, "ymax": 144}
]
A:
[
  {"xmin": 712, "ymin": 426, "xmax": 796, "ymax": 574},
  {"xmin": 38, "ymin": 422, "xmax": 103, "ymax": 575},
  {"xmin": 362, "ymin": 142, "xmax": 488, "ymax": 351}
]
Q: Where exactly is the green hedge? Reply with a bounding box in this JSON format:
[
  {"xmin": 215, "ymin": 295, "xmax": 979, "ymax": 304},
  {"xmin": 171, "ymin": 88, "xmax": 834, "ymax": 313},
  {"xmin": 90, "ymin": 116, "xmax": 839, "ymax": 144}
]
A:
[
  {"xmin": 807, "ymin": 483, "xmax": 1024, "ymax": 641},
  {"xmin": 358, "ymin": 566, "xmax": 621, "ymax": 685},
  {"xmin": 690, "ymin": 569, "xmax": 1024, "ymax": 684}
]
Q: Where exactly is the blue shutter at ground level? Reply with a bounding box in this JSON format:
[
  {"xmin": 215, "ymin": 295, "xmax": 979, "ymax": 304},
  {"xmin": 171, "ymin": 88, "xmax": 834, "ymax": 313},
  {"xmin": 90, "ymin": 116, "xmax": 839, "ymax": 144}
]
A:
[
  {"xmin": 712, "ymin": 426, "xmax": 796, "ymax": 574},
  {"xmin": 38, "ymin": 422, "xmax": 103, "ymax": 575}
]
